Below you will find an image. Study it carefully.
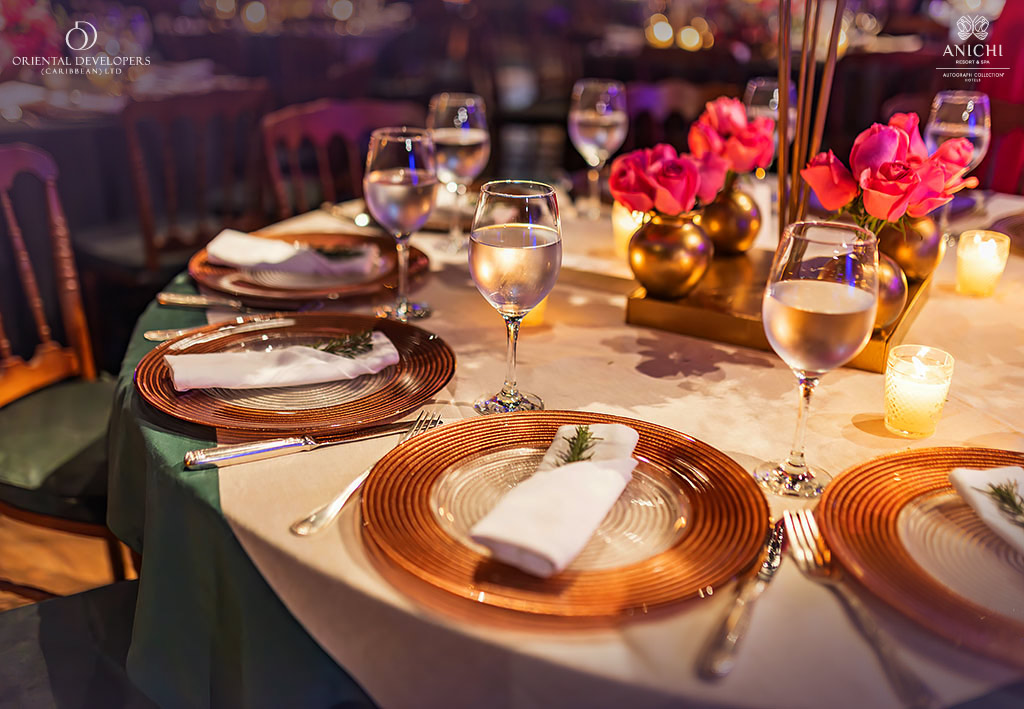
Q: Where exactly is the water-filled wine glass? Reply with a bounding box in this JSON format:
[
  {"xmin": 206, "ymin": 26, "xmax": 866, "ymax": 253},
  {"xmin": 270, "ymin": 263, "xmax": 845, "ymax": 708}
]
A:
[
  {"xmin": 363, "ymin": 127, "xmax": 439, "ymax": 321},
  {"xmin": 924, "ymin": 91, "xmax": 990, "ymax": 238},
  {"xmin": 427, "ymin": 92, "xmax": 490, "ymax": 248},
  {"xmin": 756, "ymin": 221, "xmax": 878, "ymax": 497},
  {"xmin": 569, "ymin": 79, "xmax": 627, "ymax": 220},
  {"xmin": 743, "ymin": 76, "xmax": 796, "ymax": 147},
  {"xmin": 469, "ymin": 181, "xmax": 562, "ymax": 414}
]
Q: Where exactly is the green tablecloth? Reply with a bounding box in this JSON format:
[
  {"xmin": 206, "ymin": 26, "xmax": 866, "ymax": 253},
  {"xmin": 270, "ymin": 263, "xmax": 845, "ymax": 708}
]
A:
[{"xmin": 107, "ymin": 274, "xmax": 374, "ymax": 708}]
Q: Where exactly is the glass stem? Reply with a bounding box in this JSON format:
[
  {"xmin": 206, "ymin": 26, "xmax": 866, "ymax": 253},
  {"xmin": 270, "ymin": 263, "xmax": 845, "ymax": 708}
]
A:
[
  {"xmin": 450, "ymin": 187, "xmax": 464, "ymax": 242},
  {"xmin": 395, "ymin": 233, "xmax": 410, "ymax": 317},
  {"xmin": 499, "ymin": 315, "xmax": 523, "ymax": 403},
  {"xmin": 588, "ymin": 166, "xmax": 601, "ymax": 217},
  {"xmin": 783, "ymin": 375, "xmax": 818, "ymax": 477}
]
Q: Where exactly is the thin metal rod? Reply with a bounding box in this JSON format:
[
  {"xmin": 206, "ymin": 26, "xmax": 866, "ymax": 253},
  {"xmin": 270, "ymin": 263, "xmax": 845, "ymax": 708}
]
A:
[{"xmin": 777, "ymin": 0, "xmax": 792, "ymax": 242}]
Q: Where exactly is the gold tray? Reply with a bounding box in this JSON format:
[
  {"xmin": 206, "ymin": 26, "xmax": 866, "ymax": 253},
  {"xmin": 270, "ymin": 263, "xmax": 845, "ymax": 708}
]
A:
[{"xmin": 625, "ymin": 249, "xmax": 931, "ymax": 374}]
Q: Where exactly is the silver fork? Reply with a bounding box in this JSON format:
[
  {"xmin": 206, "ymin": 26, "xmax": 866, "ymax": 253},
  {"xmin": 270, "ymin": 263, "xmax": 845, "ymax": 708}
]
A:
[
  {"xmin": 289, "ymin": 411, "xmax": 443, "ymax": 537},
  {"xmin": 784, "ymin": 509, "xmax": 940, "ymax": 709}
]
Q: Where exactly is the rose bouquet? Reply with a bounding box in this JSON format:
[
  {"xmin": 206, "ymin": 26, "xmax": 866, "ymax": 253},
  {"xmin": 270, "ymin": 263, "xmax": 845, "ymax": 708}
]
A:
[
  {"xmin": 801, "ymin": 113, "xmax": 978, "ymax": 235},
  {"xmin": 688, "ymin": 96, "xmax": 776, "ymax": 178},
  {"xmin": 608, "ymin": 143, "xmax": 727, "ymax": 217},
  {"xmin": 0, "ymin": 0, "xmax": 61, "ymax": 77}
]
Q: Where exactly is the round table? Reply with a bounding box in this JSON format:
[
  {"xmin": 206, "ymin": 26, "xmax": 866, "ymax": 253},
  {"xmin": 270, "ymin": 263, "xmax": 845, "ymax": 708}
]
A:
[{"xmin": 108, "ymin": 203, "xmax": 1024, "ymax": 708}]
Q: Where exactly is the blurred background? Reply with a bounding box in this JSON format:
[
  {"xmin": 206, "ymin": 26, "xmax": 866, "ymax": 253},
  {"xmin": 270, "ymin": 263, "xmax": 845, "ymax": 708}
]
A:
[{"xmin": 0, "ymin": 0, "xmax": 1019, "ymax": 374}]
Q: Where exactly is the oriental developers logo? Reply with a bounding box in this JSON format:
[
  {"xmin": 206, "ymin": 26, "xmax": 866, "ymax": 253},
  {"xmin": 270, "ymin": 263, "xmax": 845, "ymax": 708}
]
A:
[
  {"xmin": 938, "ymin": 15, "xmax": 1006, "ymax": 84},
  {"xmin": 10, "ymin": 18, "xmax": 151, "ymax": 76}
]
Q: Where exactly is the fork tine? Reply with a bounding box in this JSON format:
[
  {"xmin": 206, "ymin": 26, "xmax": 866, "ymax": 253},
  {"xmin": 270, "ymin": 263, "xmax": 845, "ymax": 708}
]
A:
[
  {"xmin": 783, "ymin": 510, "xmax": 808, "ymax": 568},
  {"xmin": 795, "ymin": 510, "xmax": 827, "ymax": 568},
  {"xmin": 803, "ymin": 509, "xmax": 831, "ymax": 565},
  {"xmin": 399, "ymin": 411, "xmax": 428, "ymax": 444}
]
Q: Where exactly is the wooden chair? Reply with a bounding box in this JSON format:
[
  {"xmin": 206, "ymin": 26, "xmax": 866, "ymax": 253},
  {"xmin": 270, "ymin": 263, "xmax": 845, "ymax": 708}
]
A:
[
  {"xmin": 0, "ymin": 143, "xmax": 127, "ymax": 599},
  {"xmin": 262, "ymin": 98, "xmax": 426, "ymax": 219}
]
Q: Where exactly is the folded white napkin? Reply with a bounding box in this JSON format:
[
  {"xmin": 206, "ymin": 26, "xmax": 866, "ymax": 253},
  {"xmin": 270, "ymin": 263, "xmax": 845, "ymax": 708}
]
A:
[
  {"xmin": 164, "ymin": 332, "xmax": 399, "ymax": 391},
  {"xmin": 206, "ymin": 230, "xmax": 379, "ymax": 277},
  {"xmin": 950, "ymin": 466, "xmax": 1024, "ymax": 557},
  {"xmin": 470, "ymin": 423, "xmax": 640, "ymax": 577}
]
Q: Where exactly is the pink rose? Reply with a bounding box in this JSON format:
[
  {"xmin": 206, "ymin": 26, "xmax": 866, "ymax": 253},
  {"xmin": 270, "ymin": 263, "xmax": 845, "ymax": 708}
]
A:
[
  {"xmin": 699, "ymin": 97, "xmax": 748, "ymax": 137},
  {"xmin": 694, "ymin": 151, "xmax": 729, "ymax": 204},
  {"xmin": 646, "ymin": 143, "xmax": 678, "ymax": 166},
  {"xmin": 860, "ymin": 161, "xmax": 919, "ymax": 222},
  {"xmin": 849, "ymin": 124, "xmax": 910, "ymax": 179},
  {"xmin": 649, "ymin": 154, "xmax": 700, "ymax": 214},
  {"xmin": 888, "ymin": 113, "xmax": 928, "ymax": 162},
  {"xmin": 930, "ymin": 137, "xmax": 974, "ymax": 172},
  {"xmin": 687, "ymin": 121, "xmax": 725, "ymax": 159},
  {"xmin": 609, "ymin": 152, "xmax": 657, "ymax": 213},
  {"xmin": 800, "ymin": 151, "xmax": 859, "ymax": 211}
]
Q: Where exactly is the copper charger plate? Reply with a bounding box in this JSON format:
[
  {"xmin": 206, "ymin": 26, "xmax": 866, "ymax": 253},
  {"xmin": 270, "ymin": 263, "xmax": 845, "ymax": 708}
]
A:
[
  {"xmin": 361, "ymin": 411, "xmax": 770, "ymax": 623},
  {"xmin": 818, "ymin": 447, "xmax": 1024, "ymax": 667},
  {"xmin": 134, "ymin": 313, "xmax": 455, "ymax": 434},
  {"xmin": 188, "ymin": 232, "xmax": 429, "ymax": 307}
]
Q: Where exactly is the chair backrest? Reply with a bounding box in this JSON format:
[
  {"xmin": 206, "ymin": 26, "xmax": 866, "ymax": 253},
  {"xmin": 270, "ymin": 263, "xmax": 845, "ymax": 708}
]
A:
[
  {"xmin": 0, "ymin": 144, "xmax": 95, "ymax": 407},
  {"xmin": 262, "ymin": 98, "xmax": 426, "ymax": 219},
  {"xmin": 123, "ymin": 80, "xmax": 271, "ymax": 271},
  {"xmin": 626, "ymin": 79, "xmax": 740, "ymax": 150}
]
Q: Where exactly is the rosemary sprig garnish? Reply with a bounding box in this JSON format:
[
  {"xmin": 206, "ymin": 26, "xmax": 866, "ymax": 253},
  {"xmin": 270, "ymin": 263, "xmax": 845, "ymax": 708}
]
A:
[
  {"xmin": 980, "ymin": 480, "xmax": 1024, "ymax": 528},
  {"xmin": 314, "ymin": 330, "xmax": 373, "ymax": 358},
  {"xmin": 556, "ymin": 425, "xmax": 602, "ymax": 466},
  {"xmin": 313, "ymin": 245, "xmax": 364, "ymax": 261}
]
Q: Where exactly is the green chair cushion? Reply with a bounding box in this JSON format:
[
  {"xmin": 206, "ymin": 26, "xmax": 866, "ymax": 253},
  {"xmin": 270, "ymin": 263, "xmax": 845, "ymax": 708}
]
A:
[{"xmin": 0, "ymin": 376, "xmax": 115, "ymax": 525}]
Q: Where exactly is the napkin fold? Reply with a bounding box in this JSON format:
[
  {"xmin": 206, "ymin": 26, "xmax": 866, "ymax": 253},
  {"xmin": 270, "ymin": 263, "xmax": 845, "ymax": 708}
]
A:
[
  {"xmin": 206, "ymin": 230, "xmax": 379, "ymax": 277},
  {"xmin": 470, "ymin": 423, "xmax": 639, "ymax": 578},
  {"xmin": 164, "ymin": 332, "xmax": 399, "ymax": 391},
  {"xmin": 950, "ymin": 466, "xmax": 1024, "ymax": 557}
]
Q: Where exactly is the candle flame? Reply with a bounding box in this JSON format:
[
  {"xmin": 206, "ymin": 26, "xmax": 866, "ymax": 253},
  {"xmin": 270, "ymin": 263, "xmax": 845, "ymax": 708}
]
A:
[{"xmin": 911, "ymin": 355, "xmax": 929, "ymax": 379}]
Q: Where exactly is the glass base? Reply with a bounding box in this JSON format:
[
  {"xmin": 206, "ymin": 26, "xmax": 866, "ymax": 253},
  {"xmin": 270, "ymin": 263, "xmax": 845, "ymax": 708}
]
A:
[
  {"xmin": 752, "ymin": 460, "xmax": 830, "ymax": 498},
  {"xmin": 376, "ymin": 301, "xmax": 432, "ymax": 322},
  {"xmin": 474, "ymin": 391, "xmax": 543, "ymax": 415}
]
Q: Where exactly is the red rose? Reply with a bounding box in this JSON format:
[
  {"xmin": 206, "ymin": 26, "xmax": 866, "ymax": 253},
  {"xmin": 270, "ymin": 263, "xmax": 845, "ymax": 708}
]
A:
[
  {"xmin": 694, "ymin": 151, "xmax": 729, "ymax": 204},
  {"xmin": 930, "ymin": 137, "xmax": 975, "ymax": 172},
  {"xmin": 850, "ymin": 124, "xmax": 910, "ymax": 179},
  {"xmin": 724, "ymin": 116, "xmax": 775, "ymax": 173},
  {"xmin": 800, "ymin": 150, "xmax": 859, "ymax": 211},
  {"xmin": 860, "ymin": 161, "xmax": 919, "ymax": 222},
  {"xmin": 649, "ymin": 154, "xmax": 700, "ymax": 214},
  {"xmin": 687, "ymin": 121, "xmax": 725, "ymax": 159},
  {"xmin": 888, "ymin": 113, "xmax": 929, "ymax": 162},
  {"xmin": 609, "ymin": 151, "xmax": 657, "ymax": 214},
  {"xmin": 699, "ymin": 97, "xmax": 748, "ymax": 137}
]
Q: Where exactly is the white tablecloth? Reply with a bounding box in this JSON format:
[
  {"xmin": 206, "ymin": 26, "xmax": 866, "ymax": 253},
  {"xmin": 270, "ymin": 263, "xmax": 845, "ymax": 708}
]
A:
[{"xmin": 217, "ymin": 196, "xmax": 1024, "ymax": 709}]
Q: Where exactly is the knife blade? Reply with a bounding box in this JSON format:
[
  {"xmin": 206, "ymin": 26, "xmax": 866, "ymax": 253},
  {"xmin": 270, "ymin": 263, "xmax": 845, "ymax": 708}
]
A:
[
  {"xmin": 157, "ymin": 292, "xmax": 254, "ymax": 312},
  {"xmin": 183, "ymin": 419, "xmax": 414, "ymax": 469},
  {"xmin": 697, "ymin": 518, "xmax": 785, "ymax": 679}
]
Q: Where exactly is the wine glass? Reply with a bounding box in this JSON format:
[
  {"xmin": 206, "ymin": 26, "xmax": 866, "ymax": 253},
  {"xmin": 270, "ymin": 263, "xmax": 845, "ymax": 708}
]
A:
[
  {"xmin": 469, "ymin": 181, "xmax": 562, "ymax": 414},
  {"xmin": 924, "ymin": 91, "xmax": 991, "ymax": 238},
  {"xmin": 568, "ymin": 79, "xmax": 627, "ymax": 220},
  {"xmin": 363, "ymin": 127, "xmax": 439, "ymax": 321},
  {"xmin": 755, "ymin": 221, "xmax": 878, "ymax": 497},
  {"xmin": 743, "ymin": 76, "xmax": 797, "ymax": 147},
  {"xmin": 427, "ymin": 92, "xmax": 491, "ymax": 249}
]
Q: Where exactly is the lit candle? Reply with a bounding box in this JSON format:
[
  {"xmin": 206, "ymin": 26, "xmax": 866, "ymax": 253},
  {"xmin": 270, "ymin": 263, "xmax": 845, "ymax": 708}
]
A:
[
  {"xmin": 521, "ymin": 296, "xmax": 549, "ymax": 327},
  {"xmin": 611, "ymin": 201, "xmax": 645, "ymax": 261},
  {"xmin": 884, "ymin": 345, "xmax": 954, "ymax": 438},
  {"xmin": 956, "ymin": 230, "xmax": 1010, "ymax": 297}
]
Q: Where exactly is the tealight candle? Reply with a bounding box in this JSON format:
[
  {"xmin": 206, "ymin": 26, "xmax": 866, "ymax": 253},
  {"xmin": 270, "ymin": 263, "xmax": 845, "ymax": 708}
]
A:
[
  {"xmin": 521, "ymin": 296, "xmax": 549, "ymax": 327},
  {"xmin": 611, "ymin": 201, "xmax": 645, "ymax": 261},
  {"xmin": 956, "ymin": 230, "xmax": 1010, "ymax": 297},
  {"xmin": 884, "ymin": 345, "xmax": 954, "ymax": 438}
]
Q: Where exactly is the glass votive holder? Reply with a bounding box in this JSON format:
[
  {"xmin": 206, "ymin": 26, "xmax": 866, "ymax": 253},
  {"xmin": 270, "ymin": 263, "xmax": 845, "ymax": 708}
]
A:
[
  {"xmin": 956, "ymin": 230, "xmax": 1010, "ymax": 297},
  {"xmin": 884, "ymin": 345, "xmax": 955, "ymax": 438},
  {"xmin": 611, "ymin": 201, "xmax": 644, "ymax": 261}
]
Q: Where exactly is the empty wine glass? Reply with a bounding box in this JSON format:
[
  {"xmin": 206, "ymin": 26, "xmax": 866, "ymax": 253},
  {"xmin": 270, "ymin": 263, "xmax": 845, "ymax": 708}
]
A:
[
  {"xmin": 469, "ymin": 181, "xmax": 562, "ymax": 414},
  {"xmin": 427, "ymin": 92, "xmax": 491, "ymax": 249},
  {"xmin": 743, "ymin": 76, "xmax": 796, "ymax": 148},
  {"xmin": 363, "ymin": 127, "xmax": 439, "ymax": 321},
  {"xmin": 568, "ymin": 79, "xmax": 627, "ymax": 220},
  {"xmin": 756, "ymin": 221, "xmax": 878, "ymax": 497},
  {"xmin": 924, "ymin": 91, "xmax": 991, "ymax": 238}
]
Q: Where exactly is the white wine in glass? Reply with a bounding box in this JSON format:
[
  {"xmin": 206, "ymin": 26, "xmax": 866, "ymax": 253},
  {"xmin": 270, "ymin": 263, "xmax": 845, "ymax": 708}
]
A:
[
  {"xmin": 569, "ymin": 79, "xmax": 627, "ymax": 220},
  {"xmin": 470, "ymin": 181, "xmax": 562, "ymax": 414},
  {"xmin": 363, "ymin": 128, "xmax": 439, "ymax": 321},
  {"xmin": 755, "ymin": 221, "xmax": 878, "ymax": 497},
  {"xmin": 428, "ymin": 92, "xmax": 490, "ymax": 248}
]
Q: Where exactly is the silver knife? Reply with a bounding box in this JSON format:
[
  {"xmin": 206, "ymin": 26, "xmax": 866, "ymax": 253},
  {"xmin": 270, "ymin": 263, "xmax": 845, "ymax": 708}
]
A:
[
  {"xmin": 184, "ymin": 420, "xmax": 414, "ymax": 469},
  {"xmin": 697, "ymin": 518, "xmax": 785, "ymax": 679},
  {"xmin": 157, "ymin": 292, "xmax": 254, "ymax": 312}
]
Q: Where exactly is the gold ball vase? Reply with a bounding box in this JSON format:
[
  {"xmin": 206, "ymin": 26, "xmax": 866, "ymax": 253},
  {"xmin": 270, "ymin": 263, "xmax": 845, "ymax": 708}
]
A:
[
  {"xmin": 877, "ymin": 216, "xmax": 943, "ymax": 281},
  {"xmin": 875, "ymin": 253, "xmax": 909, "ymax": 330},
  {"xmin": 628, "ymin": 212, "xmax": 713, "ymax": 300},
  {"xmin": 694, "ymin": 175, "xmax": 762, "ymax": 254}
]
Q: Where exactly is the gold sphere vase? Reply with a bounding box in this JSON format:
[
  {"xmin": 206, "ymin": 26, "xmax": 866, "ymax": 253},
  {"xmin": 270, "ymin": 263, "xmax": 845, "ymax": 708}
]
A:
[
  {"xmin": 877, "ymin": 216, "xmax": 943, "ymax": 281},
  {"xmin": 875, "ymin": 253, "xmax": 908, "ymax": 330},
  {"xmin": 628, "ymin": 212, "xmax": 713, "ymax": 300},
  {"xmin": 694, "ymin": 175, "xmax": 762, "ymax": 254}
]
